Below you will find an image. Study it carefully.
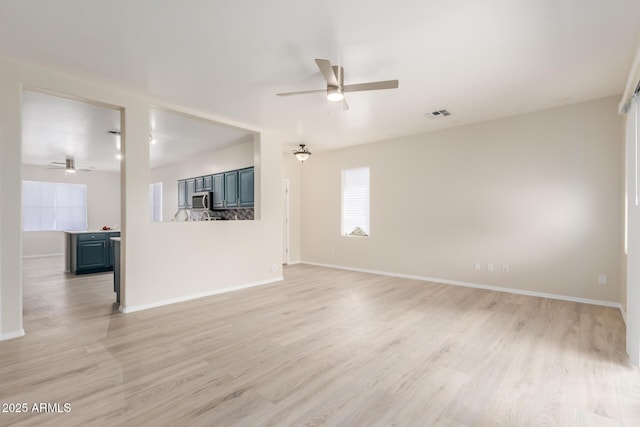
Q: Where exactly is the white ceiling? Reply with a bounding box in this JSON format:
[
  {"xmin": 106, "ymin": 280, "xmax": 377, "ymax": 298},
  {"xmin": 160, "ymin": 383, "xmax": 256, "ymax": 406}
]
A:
[
  {"xmin": 21, "ymin": 91, "xmax": 253, "ymax": 172},
  {"xmin": 3, "ymin": 1, "xmax": 640, "ymax": 155}
]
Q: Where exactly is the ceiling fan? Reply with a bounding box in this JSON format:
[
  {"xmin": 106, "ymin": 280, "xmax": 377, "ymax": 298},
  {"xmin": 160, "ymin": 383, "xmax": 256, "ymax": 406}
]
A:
[
  {"xmin": 48, "ymin": 157, "xmax": 94, "ymax": 173},
  {"xmin": 276, "ymin": 59, "xmax": 399, "ymax": 110}
]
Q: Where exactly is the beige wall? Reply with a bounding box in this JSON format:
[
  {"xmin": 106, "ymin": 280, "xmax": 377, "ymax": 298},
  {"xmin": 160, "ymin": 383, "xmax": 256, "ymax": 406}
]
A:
[
  {"xmin": 0, "ymin": 56, "xmax": 283, "ymax": 337},
  {"xmin": 301, "ymin": 96, "xmax": 623, "ymax": 303},
  {"xmin": 21, "ymin": 165, "xmax": 120, "ymax": 257},
  {"xmin": 150, "ymin": 140, "xmax": 254, "ymax": 222},
  {"xmin": 282, "ymin": 154, "xmax": 302, "ymax": 263}
]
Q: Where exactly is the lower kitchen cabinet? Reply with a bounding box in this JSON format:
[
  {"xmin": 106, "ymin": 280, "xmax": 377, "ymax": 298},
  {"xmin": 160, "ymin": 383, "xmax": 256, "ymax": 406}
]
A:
[{"xmin": 68, "ymin": 232, "xmax": 120, "ymax": 274}]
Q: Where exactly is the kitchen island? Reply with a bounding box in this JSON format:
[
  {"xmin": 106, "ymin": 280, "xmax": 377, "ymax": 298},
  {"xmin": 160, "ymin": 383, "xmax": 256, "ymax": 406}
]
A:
[{"xmin": 64, "ymin": 230, "xmax": 120, "ymax": 274}]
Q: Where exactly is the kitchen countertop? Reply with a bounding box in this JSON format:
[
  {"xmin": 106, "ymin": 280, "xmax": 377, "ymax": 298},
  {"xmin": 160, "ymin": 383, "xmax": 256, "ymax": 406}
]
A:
[
  {"xmin": 110, "ymin": 237, "xmax": 121, "ymax": 242},
  {"xmin": 64, "ymin": 229, "xmax": 120, "ymax": 234}
]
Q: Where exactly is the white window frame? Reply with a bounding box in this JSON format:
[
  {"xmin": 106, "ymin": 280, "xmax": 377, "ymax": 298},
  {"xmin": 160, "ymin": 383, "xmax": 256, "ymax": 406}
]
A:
[{"xmin": 341, "ymin": 166, "xmax": 370, "ymax": 237}]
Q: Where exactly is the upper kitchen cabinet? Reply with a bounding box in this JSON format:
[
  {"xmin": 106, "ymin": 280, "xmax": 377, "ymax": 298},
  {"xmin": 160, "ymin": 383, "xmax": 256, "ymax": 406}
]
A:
[
  {"xmin": 148, "ymin": 107, "xmax": 258, "ymax": 222},
  {"xmin": 224, "ymin": 170, "xmax": 238, "ymax": 208},
  {"xmin": 178, "ymin": 180, "xmax": 186, "ymax": 208},
  {"xmin": 238, "ymin": 167, "xmax": 254, "ymax": 207},
  {"xmin": 185, "ymin": 178, "xmax": 195, "ymax": 208},
  {"xmin": 195, "ymin": 175, "xmax": 213, "ymax": 192},
  {"xmin": 212, "ymin": 173, "xmax": 224, "ymax": 209}
]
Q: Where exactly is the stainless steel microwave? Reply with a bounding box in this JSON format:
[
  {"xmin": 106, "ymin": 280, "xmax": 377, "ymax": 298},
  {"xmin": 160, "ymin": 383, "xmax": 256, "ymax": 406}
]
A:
[{"xmin": 192, "ymin": 192, "xmax": 213, "ymax": 210}]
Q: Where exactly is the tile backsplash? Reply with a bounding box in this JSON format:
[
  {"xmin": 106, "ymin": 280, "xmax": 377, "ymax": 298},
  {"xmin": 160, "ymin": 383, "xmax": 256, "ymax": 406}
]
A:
[{"xmin": 216, "ymin": 208, "xmax": 254, "ymax": 221}]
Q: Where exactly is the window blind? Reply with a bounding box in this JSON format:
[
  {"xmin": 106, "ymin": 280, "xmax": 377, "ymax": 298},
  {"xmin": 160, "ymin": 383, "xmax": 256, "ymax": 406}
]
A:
[
  {"xmin": 342, "ymin": 167, "xmax": 370, "ymax": 236},
  {"xmin": 22, "ymin": 181, "xmax": 87, "ymax": 231},
  {"xmin": 150, "ymin": 182, "xmax": 163, "ymax": 222}
]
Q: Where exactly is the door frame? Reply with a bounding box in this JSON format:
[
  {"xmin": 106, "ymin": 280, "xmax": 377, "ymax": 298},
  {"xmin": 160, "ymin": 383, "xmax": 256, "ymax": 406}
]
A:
[{"xmin": 282, "ymin": 179, "xmax": 290, "ymax": 265}]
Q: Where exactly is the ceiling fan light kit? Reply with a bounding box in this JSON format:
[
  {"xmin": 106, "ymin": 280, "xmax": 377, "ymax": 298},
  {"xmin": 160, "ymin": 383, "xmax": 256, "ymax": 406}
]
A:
[
  {"xmin": 277, "ymin": 58, "xmax": 398, "ymax": 108},
  {"xmin": 64, "ymin": 157, "xmax": 76, "ymax": 174},
  {"xmin": 292, "ymin": 144, "xmax": 311, "ymax": 163},
  {"xmin": 327, "ymin": 86, "xmax": 344, "ymax": 102}
]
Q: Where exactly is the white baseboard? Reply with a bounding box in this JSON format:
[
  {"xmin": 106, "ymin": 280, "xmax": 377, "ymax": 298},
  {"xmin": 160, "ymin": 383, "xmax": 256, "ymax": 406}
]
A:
[
  {"xmin": 0, "ymin": 329, "xmax": 25, "ymax": 341},
  {"xmin": 285, "ymin": 260, "xmax": 301, "ymax": 266},
  {"xmin": 620, "ymin": 306, "xmax": 628, "ymax": 324},
  {"xmin": 22, "ymin": 253, "xmax": 64, "ymax": 259},
  {"xmin": 119, "ymin": 276, "xmax": 284, "ymax": 314},
  {"xmin": 302, "ymin": 261, "xmax": 621, "ymax": 309}
]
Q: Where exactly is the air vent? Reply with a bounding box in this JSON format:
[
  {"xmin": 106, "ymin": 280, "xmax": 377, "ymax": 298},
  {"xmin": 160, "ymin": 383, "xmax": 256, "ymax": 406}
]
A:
[
  {"xmin": 427, "ymin": 109, "xmax": 451, "ymax": 118},
  {"xmin": 107, "ymin": 130, "xmax": 121, "ymax": 135}
]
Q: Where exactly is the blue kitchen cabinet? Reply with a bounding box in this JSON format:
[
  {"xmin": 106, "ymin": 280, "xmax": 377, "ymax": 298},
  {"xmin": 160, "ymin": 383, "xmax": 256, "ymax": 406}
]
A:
[
  {"xmin": 69, "ymin": 232, "xmax": 121, "ymax": 274},
  {"xmin": 177, "ymin": 180, "xmax": 186, "ymax": 208},
  {"xmin": 238, "ymin": 167, "xmax": 254, "ymax": 207},
  {"xmin": 212, "ymin": 173, "xmax": 224, "ymax": 208},
  {"xmin": 195, "ymin": 175, "xmax": 213, "ymax": 193},
  {"xmin": 224, "ymin": 171, "xmax": 238, "ymax": 208},
  {"xmin": 185, "ymin": 178, "xmax": 196, "ymax": 208},
  {"xmin": 108, "ymin": 232, "xmax": 120, "ymax": 267},
  {"xmin": 203, "ymin": 175, "xmax": 213, "ymax": 191}
]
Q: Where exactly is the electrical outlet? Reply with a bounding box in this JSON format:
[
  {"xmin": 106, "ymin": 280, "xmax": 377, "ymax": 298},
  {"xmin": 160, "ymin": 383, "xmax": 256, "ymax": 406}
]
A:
[
  {"xmin": 487, "ymin": 263, "xmax": 494, "ymax": 272},
  {"xmin": 502, "ymin": 265, "xmax": 509, "ymax": 273},
  {"xmin": 598, "ymin": 274, "xmax": 607, "ymax": 285},
  {"xmin": 474, "ymin": 262, "xmax": 481, "ymax": 271}
]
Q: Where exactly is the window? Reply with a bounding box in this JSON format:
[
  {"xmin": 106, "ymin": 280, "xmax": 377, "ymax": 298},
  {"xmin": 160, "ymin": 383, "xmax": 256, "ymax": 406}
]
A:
[
  {"xmin": 342, "ymin": 167, "xmax": 370, "ymax": 237},
  {"xmin": 22, "ymin": 181, "xmax": 87, "ymax": 231},
  {"xmin": 150, "ymin": 182, "xmax": 163, "ymax": 222}
]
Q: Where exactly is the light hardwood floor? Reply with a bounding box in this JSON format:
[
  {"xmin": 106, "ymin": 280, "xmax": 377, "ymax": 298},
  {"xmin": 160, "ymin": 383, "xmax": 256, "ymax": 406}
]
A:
[{"xmin": 1, "ymin": 256, "xmax": 639, "ymax": 426}]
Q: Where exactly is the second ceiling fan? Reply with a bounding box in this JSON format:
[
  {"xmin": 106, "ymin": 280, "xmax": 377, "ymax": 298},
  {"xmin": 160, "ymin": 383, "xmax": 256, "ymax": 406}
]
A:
[{"xmin": 277, "ymin": 59, "xmax": 399, "ymax": 110}]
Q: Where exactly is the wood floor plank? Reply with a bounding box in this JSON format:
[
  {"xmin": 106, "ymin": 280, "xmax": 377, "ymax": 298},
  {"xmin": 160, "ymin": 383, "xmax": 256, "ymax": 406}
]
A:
[{"xmin": 0, "ymin": 256, "xmax": 638, "ymax": 426}]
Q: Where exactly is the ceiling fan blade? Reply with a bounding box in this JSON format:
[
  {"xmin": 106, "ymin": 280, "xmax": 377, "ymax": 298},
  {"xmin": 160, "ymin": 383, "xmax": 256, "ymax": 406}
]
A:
[
  {"xmin": 343, "ymin": 80, "xmax": 399, "ymax": 93},
  {"xmin": 277, "ymin": 89, "xmax": 327, "ymax": 97},
  {"xmin": 315, "ymin": 59, "xmax": 338, "ymax": 87},
  {"xmin": 50, "ymin": 161, "xmax": 65, "ymax": 165}
]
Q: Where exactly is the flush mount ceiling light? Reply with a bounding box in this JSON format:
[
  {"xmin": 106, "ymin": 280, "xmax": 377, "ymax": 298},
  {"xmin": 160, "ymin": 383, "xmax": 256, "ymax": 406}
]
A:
[{"xmin": 292, "ymin": 144, "xmax": 311, "ymax": 163}]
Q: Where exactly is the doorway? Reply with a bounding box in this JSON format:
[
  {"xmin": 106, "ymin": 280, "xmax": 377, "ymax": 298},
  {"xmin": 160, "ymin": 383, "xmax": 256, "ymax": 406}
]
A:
[{"xmin": 20, "ymin": 89, "xmax": 123, "ymax": 311}]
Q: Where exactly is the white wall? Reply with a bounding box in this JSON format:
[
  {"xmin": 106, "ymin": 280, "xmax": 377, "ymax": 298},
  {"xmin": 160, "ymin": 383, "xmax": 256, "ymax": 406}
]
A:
[
  {"xmin": 21, "ymin": 165, "xmax": 120, "ymax": 257},
  {"xmin": 0, "ymin": 56, "xmax": 283, "ymax": 337},
  {"xmin": 150, "ymin": 140, "xmax": 253, "ymax": 221},
  {"xmin": 301, "ymin": 96, "xmax": 623, "ymax": 304}
]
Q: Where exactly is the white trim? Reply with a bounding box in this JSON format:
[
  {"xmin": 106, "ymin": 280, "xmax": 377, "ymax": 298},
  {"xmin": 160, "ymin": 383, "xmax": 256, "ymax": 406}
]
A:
[
  {"xmin": 0, "ymin": 329, "xmax": 25, "ymax": 341},
  {"xmin": 286, "ymin": 260, "xmax": 301, "ymax": 266},
  {"xmin": 620, "ymin": 305, "xmax": 628, "ymax": 324},
  {"xmin": 302, "ymin": 261, "xmax": 621, "ymax": 309},
  {"xmin": 22, "ymin": 253, "xmax": 64, "ymax": 259},
  {"xmin": 282, "ymin": 179, "xmax": 290, "ymax": 265},
  {"xmin": 119, "ymin": 276, "xmax": 283, "ymax": 314},
  {"xmin": 620, "ymin": 39, "xmax": 640, "ymax": 113}
]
